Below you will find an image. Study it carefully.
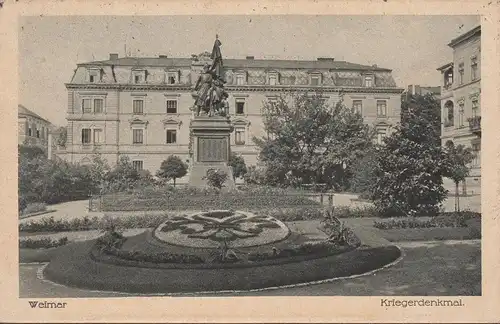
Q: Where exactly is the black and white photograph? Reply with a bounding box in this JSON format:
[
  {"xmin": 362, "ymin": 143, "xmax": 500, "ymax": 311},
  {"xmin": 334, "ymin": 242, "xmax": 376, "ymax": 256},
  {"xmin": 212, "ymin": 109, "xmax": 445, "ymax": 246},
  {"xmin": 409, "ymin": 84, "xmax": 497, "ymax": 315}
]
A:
[{"xmin": 1, "ymin": 1, "xmax": 499, "ymax": 322}]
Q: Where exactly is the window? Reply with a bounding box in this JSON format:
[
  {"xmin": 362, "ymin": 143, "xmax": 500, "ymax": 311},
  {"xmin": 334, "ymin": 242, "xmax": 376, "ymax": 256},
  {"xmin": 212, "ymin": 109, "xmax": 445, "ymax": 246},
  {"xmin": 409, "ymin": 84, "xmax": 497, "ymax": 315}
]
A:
[
  {"xmin": 471, "ymin": 143, "xmax": 480, "ymax": 167},
  {"xmin": 269, "ymin": 74, "xmax": 277, "ymax": 86},
  {"xmin": 472, "ymin": 99, "xmax": 479, "ymax": 117},
  {"xmin": 445, "ymin": 101, "xmax": 454, "ymax": 126},
  {"xmin": 235, "ymin": 128, "xmax": 245, "ymax": 145},
  {"xmin": 458, "ymin": 103, "xmax": 465, "ymax": 127},
  {"xmin": 41, "ymin": 126, "xmax": 45, "ymax": 139},
  {"xmin": 310, "ymin": 75, "xmax": 321, "ymax": 86},
  {"xmin": 236, "ymin": 99, "xmax": 245, "ymax": 115},
  {"xmin": 166, "ymin": 129, "xmax": 177, "ymax": 144},
  {"xmin": 28, "ymin": 127, "xmax": 32, "ymax": 137},
  {"xmin": 132, "ymin": 161, "xmax": 143, "ymax": 172},
  {"xmin": 132, "ymin": 129, "xmax": 144, "ymax": 144},
  {"xmin": 365, "ymin": 76, "xmax": 373, "ymax": 87},
  {"xmin": 36, "ymin": 129, "xmax": 40, "ymax": 138},
  {"xmin": 236, "ymin": 74, "xmax": 245, "ymax": 85},
  {"xmin": 445, "ymin": 69, "xmax": 453, "ymax": 88},
  {"xmin": 93, "ymin": 129, "xmax": 103, "ymax": 144},
  {"xmin": 352, "ymin": 100, "xmax": 363, "ymax": 115},
  {"xmin": 167, "ymin": 73, "xmax": 177, "ymax": 84},
  {"xmin": 166, "ymin": 100, "xmax": 177, "ymax": 114},
  {"xmin": 134, "ymin": 74, "xmax": 143, "ymax": 84},
  {"xmin": 82, "ymin": 99, "xmax": 92, "ymax": 113},
  {"xmin": 133, "ymin": 100, "xmax": 144, "ymax": 114},
  {"xmin": 81, "ymin": 128, "xmax": 91, "ymax": 144},
  {"xmin": 94, "ymin": 99, "xmax": 104, "ymax": 113},
  {"xmin": 89, "ymin": 75, "xmax": 95, "ymax": 83},
  {"xmin": 458, "ymin": 63, "xmax": 464, "ymax": 85},
  {"xmin": 376, "ymin": 128, "xmax": 387, "ymax": 145},
  {"xmin": 471, "ymin": 57, "xmax": 478, "ymax": 81},
  {"xmin": 376, "ymin": 100, "xmax": 387, "ymax": 117}
]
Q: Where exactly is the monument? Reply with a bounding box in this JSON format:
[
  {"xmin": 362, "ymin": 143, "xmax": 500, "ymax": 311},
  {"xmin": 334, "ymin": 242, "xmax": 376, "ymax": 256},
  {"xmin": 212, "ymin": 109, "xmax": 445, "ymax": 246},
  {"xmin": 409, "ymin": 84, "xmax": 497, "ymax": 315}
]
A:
[{"xmin": 188, "ymin": 35, "xmax": 236, "ymax": 189}]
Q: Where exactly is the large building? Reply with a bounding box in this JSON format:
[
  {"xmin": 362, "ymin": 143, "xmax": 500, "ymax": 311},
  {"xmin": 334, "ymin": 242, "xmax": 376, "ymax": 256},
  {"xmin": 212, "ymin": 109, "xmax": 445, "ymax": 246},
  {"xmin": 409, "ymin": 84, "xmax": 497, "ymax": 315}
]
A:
[
  {"xmin": 437, "ymin": 26, "xmax": 481, "ymax": 185},
  {"xmin": 59, "ymin": 52, "xmax": 404, "ymax": 179},
  {"xmin": 18, "ymin": 104, "xmax": 53, "ymax": 148}
]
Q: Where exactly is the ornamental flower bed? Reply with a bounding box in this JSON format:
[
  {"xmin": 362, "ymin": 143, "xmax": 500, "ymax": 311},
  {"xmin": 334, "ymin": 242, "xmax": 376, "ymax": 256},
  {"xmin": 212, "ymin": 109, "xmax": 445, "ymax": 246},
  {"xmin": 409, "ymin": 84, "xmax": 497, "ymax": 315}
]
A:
[
  {"xmin": 101, "ymin": 188, "xmax": 320, "ymax": 212},
  {"xmin": 373, "ymin": 211, "xmax": 481, "ymax": 230}
]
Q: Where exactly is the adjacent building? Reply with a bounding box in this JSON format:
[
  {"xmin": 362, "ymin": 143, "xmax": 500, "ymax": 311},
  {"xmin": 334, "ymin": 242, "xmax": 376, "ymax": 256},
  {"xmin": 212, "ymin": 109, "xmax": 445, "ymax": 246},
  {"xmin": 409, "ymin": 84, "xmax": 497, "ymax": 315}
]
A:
[
  {"xmin": 437, "ymin": 26, "xmax": 481, "ymax": 185},
  {"xmin": 406, "ymin": 84, "xmax": 441, "ymax": 97},
  {"xmin": 18, "ymin": 104, "xmax": 53, "ymax": 148},
  {"xmin": 59, "ymin": 52, "xmax": 404, "ymax": 179}
]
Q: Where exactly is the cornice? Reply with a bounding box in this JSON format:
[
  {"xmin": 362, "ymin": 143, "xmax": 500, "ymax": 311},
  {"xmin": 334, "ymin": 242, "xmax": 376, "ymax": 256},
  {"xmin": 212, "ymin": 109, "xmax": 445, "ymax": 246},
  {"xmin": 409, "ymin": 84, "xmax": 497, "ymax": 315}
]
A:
[{"xmin": 65, "ymin": 83, "xmax": 404, "ymax": 94}]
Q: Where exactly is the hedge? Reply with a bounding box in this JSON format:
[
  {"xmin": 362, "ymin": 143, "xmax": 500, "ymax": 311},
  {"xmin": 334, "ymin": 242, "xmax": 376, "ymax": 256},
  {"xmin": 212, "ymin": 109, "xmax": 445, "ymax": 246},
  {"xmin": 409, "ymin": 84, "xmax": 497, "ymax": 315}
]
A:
[{"xmin": 373, "ymin": 211, "xmax": 481, "ymax": 230}]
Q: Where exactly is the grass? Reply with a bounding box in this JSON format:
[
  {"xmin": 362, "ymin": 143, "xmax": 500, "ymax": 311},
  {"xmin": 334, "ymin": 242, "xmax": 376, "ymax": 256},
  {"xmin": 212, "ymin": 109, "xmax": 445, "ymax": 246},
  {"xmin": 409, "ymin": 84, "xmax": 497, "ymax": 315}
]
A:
[
  {"xmin": 44, "ymin": 240, "xmax": 401, "ymax": 293},
  {"xmin": 373, "ymin": 211, "xmax": 481, "ymax": 230}
]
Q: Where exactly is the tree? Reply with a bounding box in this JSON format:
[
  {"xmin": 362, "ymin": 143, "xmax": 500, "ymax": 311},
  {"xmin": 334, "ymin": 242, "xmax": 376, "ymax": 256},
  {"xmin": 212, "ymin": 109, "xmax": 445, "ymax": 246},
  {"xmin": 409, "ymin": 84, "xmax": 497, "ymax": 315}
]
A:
[
  {"xmin": 106, "ymin": 156, "xmax": 140, "ymax": 192},
  {"xmin": 156, "ymin": 155, "xmax": 188, "ymax": 187},
  {"xmin": 442, "ymin": 140, "xmax": 475, "ymax": 212},
  {"xmin": 254, "ymin": 91, "xmax": 374, "ymax": 189},
  {"xmin": 349, "ymin": 146, "xmax": 379, "ymax": 198},
  {"xmin": 87, "ymin": 153, "xmax": 111, "ymax": 194},
  {"xmin": 55, "ymin": 127, "xmax": 67, "ymax": 147},
  {"xmin": 229, "ymin": 153, "xmax": 247, "ymax": 180},
  {"xmin": 371, "ymin": 94, "xmax": 448, "ymax": 216}
]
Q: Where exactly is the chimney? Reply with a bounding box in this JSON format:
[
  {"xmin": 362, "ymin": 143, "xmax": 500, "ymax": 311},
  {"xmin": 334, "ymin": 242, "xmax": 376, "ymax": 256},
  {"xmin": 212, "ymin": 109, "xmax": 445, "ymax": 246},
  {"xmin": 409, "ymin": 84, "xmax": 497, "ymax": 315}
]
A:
[
  {"xmin": 246, "ymin": 56, "xmax": 255, "ymax": 60},
  {"xmin": 159, "ymin": 55, "xmax": 168, "ymax": 58},
  {"xmin": 317, "ymin": 57, "xmax": 335, "ymax": 61},
  {"xmin": 109, "ymin": 53, "xmax": 118, "ymax": 60}
]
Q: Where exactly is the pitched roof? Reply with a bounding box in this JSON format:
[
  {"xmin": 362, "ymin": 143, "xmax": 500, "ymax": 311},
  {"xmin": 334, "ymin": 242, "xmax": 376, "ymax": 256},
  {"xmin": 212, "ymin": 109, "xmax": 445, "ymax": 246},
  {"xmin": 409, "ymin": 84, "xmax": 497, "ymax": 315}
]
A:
[
  {"xmin": 18, "ymin": 104, "xmax": 49, "ymax": 123},
  {"xmin": 80, "ymin": 56, "xmax": 392, "ymax": 72}
]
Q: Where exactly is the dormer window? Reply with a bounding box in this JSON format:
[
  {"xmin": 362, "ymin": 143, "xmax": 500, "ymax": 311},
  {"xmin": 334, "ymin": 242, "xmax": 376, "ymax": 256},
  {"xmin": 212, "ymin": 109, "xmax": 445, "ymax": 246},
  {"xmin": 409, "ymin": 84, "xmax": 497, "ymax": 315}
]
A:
[
  {"xmin": 167, "ymin": 71, "xmax": 180, "ymax": 84},
  {"xmin": 309, "ymin": 73, "xmax": 322, "ymax": 86},
  {"xmin": 268, "ymin": 72, "xmax": 280, "ymax": 86},
  {"xmin": 364, "ymin": 75, "xmax": 374, "ymax": 87},
  {"xmin": 132, "ymin": 70, "xmax": 147, "ymax": 84},
  {"xmin": 88, "ymin": 69, "xmax": 100, "ymax": 83},
  {"xmin": 235, "ymin": 72, "xmax": 247, "ymax": 85}
]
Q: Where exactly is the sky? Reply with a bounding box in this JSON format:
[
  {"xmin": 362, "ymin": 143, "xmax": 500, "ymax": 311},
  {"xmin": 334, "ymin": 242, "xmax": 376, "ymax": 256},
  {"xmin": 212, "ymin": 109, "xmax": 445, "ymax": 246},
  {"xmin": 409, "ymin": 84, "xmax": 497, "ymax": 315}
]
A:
[{"xmin": 19, "ymin": 15, "xmax": 480, "ymax": 126}]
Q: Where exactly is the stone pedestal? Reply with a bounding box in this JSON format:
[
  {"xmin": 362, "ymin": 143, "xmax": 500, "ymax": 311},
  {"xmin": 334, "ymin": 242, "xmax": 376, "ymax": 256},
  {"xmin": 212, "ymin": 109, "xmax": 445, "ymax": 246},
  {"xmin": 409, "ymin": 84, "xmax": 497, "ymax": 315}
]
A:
[{"xmin": 188, "ymin": 116, "xmax": 235, "ymax": 189}]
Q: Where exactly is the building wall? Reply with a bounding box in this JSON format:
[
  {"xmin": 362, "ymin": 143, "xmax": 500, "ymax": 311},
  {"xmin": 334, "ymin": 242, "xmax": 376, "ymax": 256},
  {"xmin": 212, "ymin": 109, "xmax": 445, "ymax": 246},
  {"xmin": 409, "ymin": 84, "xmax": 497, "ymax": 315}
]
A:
[
  {"xmin": 439, "ymin": 27, "xmax": 481, "ymax": 179},
  {"xmin": 61, "ymin": 58, "xmax": 404, "ymax": 181},
  {"xmin": 18, "ymin": 115, "xmax": 51, "ymax": 147}
]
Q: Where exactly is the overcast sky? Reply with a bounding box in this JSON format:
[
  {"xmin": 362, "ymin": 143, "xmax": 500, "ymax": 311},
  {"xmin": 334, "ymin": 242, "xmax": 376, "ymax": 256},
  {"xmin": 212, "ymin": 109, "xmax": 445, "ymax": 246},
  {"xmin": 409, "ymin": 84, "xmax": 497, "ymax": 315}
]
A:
[{"xmin": 19, "ymin": 15, "xmax": 480, "ymax": 126}]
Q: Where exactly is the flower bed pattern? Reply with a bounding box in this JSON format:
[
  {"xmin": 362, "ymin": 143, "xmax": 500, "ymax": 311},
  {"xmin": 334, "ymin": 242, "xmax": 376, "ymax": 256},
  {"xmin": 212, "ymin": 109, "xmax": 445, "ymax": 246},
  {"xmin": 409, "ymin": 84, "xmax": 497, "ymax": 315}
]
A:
[{"xmin": 154, "ymin": 210, "xmax": 290, "ymax": 248}]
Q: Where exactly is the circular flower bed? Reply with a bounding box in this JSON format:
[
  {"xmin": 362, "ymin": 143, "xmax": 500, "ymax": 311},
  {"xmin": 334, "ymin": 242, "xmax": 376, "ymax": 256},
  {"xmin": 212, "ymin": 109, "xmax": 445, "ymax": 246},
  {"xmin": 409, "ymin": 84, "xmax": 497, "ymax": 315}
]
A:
[{"xmin": 154, "ymin": 210, "xmax": 290, "ymax": 248}]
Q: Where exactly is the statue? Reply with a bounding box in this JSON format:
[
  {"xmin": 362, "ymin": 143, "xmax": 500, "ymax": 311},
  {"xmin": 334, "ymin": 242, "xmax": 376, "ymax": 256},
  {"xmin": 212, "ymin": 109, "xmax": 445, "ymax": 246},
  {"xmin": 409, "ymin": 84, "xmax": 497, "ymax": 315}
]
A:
[{"xmin": 193, "ymin": 35, "xmax": 229, "ymax": 117}]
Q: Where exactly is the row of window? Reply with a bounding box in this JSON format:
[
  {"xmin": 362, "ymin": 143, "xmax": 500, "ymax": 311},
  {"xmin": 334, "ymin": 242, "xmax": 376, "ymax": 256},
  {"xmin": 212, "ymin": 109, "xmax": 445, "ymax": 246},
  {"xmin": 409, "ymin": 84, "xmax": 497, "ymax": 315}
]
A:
[
  {"xmin": 26, "ymin": 124, "xmax": 49, "ymax": 140},
  {"xmin": 80, "ymin": 128, "xmax": 247, "ymax": 146},
  {"xmin": 351, "ymin": 99, "xmax": 388, "ymax": 117},
  {"xmin": 80, "ymin": 98, "xmax": 246, "ymax": 115},
  {"xmin": 445, "ymin": 97, "xmax": 479, "ymax": 128},
  {"xmin": 443, "ymin": 55, "xmax": 479, "ymax": 88}
]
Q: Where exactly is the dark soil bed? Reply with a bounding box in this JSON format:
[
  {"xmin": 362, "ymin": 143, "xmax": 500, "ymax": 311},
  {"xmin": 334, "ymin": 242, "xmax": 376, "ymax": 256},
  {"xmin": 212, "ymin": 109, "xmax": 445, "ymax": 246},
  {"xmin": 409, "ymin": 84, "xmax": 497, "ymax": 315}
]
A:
[
  {"xmin": 19, "ymin": 246, "xmax": 64, "ymax": 263},
  {"xmin": 44, "ymin": 240, "xmax": 401, "ymax": 294}
]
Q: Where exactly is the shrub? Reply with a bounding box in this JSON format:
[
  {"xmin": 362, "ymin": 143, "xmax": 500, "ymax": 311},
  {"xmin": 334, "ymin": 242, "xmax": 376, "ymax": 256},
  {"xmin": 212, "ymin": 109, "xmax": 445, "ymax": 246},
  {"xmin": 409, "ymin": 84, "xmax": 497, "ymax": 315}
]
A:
[
  {"xmin": 229, "ymin": 153, "xmax": 247, "ymax": 180},
  {"xmin": 332, "ymin": 205, "xmax": 380, "ymax": 218},
  {"xmin": 156, "ymin": 155, "xmax": 188, "ymax": 187},
  {"xmin": 19, "ymin": 237, "xmax": 69, "ymax": 249},
  {"xmin": 22, "ymin": 202, "xmax": 47, "ymax": 215},
  {"xmin": 203, "ymin": 169, "xmax": 228, "ymax": 189},
  {"xmin": 263, "ymin": 207, "xmax": 324, "ymax": 221},
  {"xmin": 110, "ymin": 249, "xmax": 205, "ymax": 264}
]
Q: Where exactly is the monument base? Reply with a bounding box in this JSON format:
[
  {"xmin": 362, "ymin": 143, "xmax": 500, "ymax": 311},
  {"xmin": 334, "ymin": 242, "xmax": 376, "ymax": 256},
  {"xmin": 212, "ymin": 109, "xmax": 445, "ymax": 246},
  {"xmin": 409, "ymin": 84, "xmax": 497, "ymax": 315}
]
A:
[{"xmin": 188, "ymin": 116, "xmax": 236, "ymax": 190}]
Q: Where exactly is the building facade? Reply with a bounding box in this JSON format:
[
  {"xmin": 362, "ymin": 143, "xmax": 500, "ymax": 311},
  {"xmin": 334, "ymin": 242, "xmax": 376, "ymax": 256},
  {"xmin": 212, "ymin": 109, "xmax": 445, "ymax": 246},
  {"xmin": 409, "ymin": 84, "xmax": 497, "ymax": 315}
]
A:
[
  {"xmin": 406, "ymin": 84, "xmax": 441, "ymax": 97},
  {"xmin": 18, "ymin": 104, "xmax": 53, "ymax": 148},
  {"xmin": 60, "ymin": 53, "xmax": 404, "ymax": 180},
  {"xmin": 437, "ymin": 26, "xmax": 481, "ymax": 184}
]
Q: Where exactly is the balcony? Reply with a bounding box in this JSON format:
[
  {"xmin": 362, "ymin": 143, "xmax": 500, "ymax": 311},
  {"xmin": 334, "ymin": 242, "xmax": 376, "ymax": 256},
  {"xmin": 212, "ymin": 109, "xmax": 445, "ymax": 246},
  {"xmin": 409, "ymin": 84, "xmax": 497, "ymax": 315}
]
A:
[{"xmin": 468, "ymin": 116, "xmax": 481, "ymax": 136}]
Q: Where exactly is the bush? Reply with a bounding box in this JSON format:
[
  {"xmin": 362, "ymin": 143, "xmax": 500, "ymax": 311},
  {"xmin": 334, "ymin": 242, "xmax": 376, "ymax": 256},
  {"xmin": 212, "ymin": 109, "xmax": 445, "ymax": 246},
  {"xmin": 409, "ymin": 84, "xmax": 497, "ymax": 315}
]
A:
[
  {"xmin": 203, "ymin": 168, "xmax": 228, "ymax": 189},
  {"xmin": 156, "ymin": 155, "xmax": 188, "ymax": 187},
  {"xmin": 22, "ymin": 202, "xmax": 47, "ymax": 215},
  {"xmin": 19, "ymin": 216, "xmax": 99, "ymax": 233},
  {"xmin": 19, "ymin": 237, "xmax": 69, "ymax": 249},
  {"xmin": 332, "ymin": 205, "xmax": 380, "ymax": 218},
  {"xmin": 229, "ymin": 153, "xmax": 247, "ymax": 179},
  {"xmin": 263, "ymin": 207, "xmax": 324, "ymax": 221}
]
